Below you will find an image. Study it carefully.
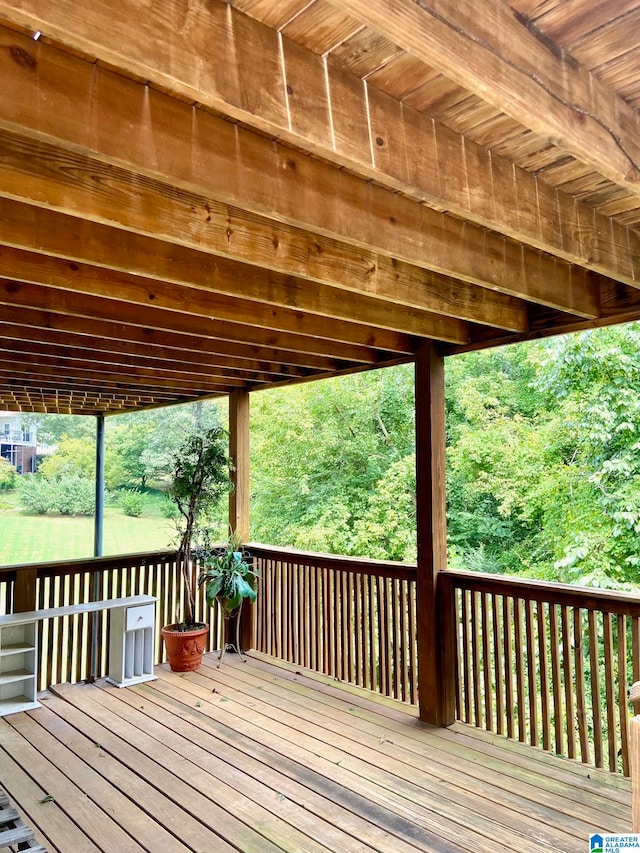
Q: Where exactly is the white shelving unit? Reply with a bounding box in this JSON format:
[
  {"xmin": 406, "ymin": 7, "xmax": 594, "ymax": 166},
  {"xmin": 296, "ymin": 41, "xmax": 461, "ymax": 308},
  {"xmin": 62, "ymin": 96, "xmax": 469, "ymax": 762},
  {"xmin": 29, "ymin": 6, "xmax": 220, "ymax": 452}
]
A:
[
  {"xmin": 0, "ymin": 595, "xmax": 157, "ymax": 717},
  {"xmin": 0, "ymin": 619, "xmax": 38, "ymax": 715},
  {"xmin": 107, "ymin": 602, "xmax": 156, "ymax": 687}
]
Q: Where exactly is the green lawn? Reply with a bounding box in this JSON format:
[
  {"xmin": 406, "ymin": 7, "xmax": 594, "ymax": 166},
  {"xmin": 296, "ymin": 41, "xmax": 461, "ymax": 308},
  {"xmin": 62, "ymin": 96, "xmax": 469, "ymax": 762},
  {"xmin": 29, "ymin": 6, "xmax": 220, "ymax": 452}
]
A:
[{"xmin": 0, "ymin": 490, "xmax": 176, "ymax": 566}]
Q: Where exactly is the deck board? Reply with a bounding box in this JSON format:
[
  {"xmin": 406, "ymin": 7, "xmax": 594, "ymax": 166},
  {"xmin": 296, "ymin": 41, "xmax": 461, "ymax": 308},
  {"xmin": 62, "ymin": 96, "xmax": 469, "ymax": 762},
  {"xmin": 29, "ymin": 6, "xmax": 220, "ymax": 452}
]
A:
[{"xmin": 0, "ymin": 652, "xmax": 632, "ymax": 853}]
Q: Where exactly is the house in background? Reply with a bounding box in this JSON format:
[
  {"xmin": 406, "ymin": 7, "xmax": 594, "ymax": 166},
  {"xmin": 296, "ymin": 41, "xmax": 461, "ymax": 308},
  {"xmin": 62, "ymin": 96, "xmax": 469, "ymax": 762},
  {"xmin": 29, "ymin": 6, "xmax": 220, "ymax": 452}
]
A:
[{"xmin": 0, "ymin": 411, "xmax": 37, "ymax": 474}]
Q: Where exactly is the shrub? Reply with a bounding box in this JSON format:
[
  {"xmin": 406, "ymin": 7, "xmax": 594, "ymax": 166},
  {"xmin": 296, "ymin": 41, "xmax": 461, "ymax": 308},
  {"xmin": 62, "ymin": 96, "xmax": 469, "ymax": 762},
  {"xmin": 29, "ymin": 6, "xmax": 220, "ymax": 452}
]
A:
[
  {"xmin": 54, "ymin": 475, "xmax": 95, "ymax": 516},
  {"xmin": 0, "ymin": 458, "xmax": 17, "ymax": 491},
  {"xmin": 120, "ymin": 488, "xmax": 144, "ymax": 517},
  {"xmin": 160, "ymin": 495, "xmax": 178, "ymax": 518},
  {"xmin": 19, "ymin": 474, "xmax": 54, "ymax": 514}
]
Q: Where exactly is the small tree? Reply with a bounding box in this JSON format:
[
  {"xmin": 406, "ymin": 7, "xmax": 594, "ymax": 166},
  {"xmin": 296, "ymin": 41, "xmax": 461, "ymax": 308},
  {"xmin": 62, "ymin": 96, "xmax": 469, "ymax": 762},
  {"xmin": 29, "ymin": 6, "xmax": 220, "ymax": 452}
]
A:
[{"xmin": 169, "ymin": 426, "xmax": 231, "ymax": 628}]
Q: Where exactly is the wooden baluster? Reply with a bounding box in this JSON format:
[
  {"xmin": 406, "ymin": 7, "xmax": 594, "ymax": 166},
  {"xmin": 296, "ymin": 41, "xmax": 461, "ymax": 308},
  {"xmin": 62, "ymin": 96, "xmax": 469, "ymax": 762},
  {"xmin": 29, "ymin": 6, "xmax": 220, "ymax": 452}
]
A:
[
  {"xmin": 549, "ymin": 603, "xmax": 564, "ymax": 756},
  {"xmin": 378, "ymin": 575, "xmax": 390, "ymax": 696},
  {"xmin": 301, "ymin": 564, "xmax": 307, "ymax": 667},
  {"xmin": 471, "ymin": 589, "xmax": 482, "ymax": 728},
  {"xmin": 354, "ymin": 573, "xmax": 363, "ymax": 689},
  {"xmin": 603, "ymin": 612, "xmax": 618, "ymax": 772},
  {"xmin": 315, "ymin": 565, "xmax": 322, "ymax": 673},
  {"xmin": 480, "ymin": 591, "xmax": 492, "ymax": 732},
  {"xmin": 588, "ymin": 609, "xmax": 604, "ymax": 768},
  {"xmin": 301, "ymin": 564, "xmax": 308, "ymax": 669},
  {"xmin": 391, "ymin": 578, "xmax": 400, "ymax": 699},
  {"xmin": 287, "ymin": 560, "xmax": 294, "ymax": 663},
  {"xmin": 525, "ymin": 599, "xmax": 538, "ymax": 747},
  {"xmin": 410, "ymin": 581, "xmax": 418, "ymax": 705},
  {"xmin": 619, "ymin": 614, "xmax": 630, "ymax": 777},
  {"xmin": 333, "ymin": 569, "xmax": 341, "ymax": 680},
  {"xmin": 503, "ymin": 595, "xmax": 515, "ymax": 740},
  {"xmin": 537, "ymin": 599, "xmax": 551, "ymax": 751},
  {"xmin": 276, "ymin": 560, "xmax": 284, "ymax": 659},
  {"xmin": 514, "ymin": 597, "xmax": 526, "ymax": 743},
  {"xmin": 400, "ymin": 580, "xmax": 409, "ymax": 703},
  {"xmin": 461, "ymin": 589, "xmax": 471, "ymax": 722},
  {"xmin": 573, "ymin": 607, "xmax": 589, "ymax": 764},
  {"xmin": 323, "ymin": 568, "xmax": 331, "ymax": 677},
  {"xmin": 362, "ymin": 573, "xmax": 370, "ymax": 690},
  {"xmin": 265, "ymin": 559, "xmax": 273, "ymax": 657},
  {"xmin": 561, "ymin": 605, "xmax": 576, "ymax": 760},
  {"xmin": 343, "ymin": 570, "xmax": 351, "ymax": 684},
  {"xmin": 493, "ymin": 594, "xmax": 504, "ymax": 735}
]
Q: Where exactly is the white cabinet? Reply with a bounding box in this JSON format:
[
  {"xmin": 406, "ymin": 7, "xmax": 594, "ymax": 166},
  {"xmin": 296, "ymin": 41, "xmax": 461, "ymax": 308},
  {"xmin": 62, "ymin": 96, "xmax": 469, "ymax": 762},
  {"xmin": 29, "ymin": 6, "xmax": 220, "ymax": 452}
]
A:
[
  {"xmin": 0, "ymin": 620, "xmax": 38, "ymax": 715},
  {"xmin": 107, "ymin": 602, "xmax": 156, "ymax": 688}
]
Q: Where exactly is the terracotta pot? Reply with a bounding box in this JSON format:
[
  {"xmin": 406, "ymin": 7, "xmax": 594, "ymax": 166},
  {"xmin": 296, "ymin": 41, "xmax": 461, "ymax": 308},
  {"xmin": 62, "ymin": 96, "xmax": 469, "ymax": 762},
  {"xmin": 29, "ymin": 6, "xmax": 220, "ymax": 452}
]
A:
[{"xmin": 161, "ymin": 623, "xmax": 209, "ymax": 672}]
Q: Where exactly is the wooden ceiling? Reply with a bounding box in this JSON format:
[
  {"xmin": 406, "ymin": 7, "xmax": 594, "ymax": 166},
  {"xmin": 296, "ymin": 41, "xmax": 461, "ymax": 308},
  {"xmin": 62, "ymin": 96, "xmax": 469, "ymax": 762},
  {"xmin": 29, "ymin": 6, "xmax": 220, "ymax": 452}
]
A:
[{"xmin": 1, "ymin": 0, "xmax": 640, "ymax": 414}]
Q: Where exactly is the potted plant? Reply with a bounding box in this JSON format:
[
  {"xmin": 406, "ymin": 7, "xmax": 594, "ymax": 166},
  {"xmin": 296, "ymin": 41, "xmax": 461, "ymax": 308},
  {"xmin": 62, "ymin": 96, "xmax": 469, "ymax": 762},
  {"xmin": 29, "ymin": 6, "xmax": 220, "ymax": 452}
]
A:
[
  {"xmin": 160, "ymin": 425, "xmax": 231, "ymax": 672},
  {"xmin": 197, "ymin": 531, "xmax": 258, "ymax": 661}
]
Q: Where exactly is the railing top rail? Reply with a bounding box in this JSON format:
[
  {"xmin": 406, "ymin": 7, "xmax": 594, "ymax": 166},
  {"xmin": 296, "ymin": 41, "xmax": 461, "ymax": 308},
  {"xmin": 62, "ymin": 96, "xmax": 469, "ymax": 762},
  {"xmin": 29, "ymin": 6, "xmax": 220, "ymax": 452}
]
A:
[
  {"xmin": 246, "ymin": 543, "xmax": 417, "ymax": 581},
  {"xmin": 1, "ymin": 550, "xmax": 177, "ymax": 580},
  {"xmin": 444, "ymin": 568, "xmax": 640, "ymax": 614}
]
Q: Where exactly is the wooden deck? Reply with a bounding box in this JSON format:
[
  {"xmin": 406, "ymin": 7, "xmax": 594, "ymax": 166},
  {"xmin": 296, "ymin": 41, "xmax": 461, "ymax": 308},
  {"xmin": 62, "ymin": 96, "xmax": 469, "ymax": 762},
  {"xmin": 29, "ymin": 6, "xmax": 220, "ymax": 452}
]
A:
[{"xmin": 0, "ymin": 652, "xmax": 632, "ymax": 853}]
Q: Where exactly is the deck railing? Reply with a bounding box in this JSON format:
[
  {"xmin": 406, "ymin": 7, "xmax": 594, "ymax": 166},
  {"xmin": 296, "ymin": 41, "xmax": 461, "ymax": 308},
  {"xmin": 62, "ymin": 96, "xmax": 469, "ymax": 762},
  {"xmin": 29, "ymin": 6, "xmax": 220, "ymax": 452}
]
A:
[
  {"xmin": 248, "ymin": 544, "xmax": 419, "ymax": 703},
  {"xmin": 442, "ymin": 570, "xmax": 640, "ymax": 776},
  {"xmin": 4, "ymin": 548, "xmax": 640, "ymax": 776},
  {"xmin": 1, "ymin": 551, "xmax": 226, "ymax": 689}
]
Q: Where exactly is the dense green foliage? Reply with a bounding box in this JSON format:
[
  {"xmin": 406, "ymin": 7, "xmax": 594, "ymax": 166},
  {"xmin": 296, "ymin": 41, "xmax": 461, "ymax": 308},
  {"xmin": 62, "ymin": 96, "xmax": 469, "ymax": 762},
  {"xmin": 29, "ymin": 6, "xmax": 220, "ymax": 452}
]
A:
[
  {"xmin": 19, "ymin": 473, "xmax": 94, "ymax": 516},
  {"xmin": 0, "ymin": 458, "xmax": 17, "ymax": 491},
  {"xmin": 7, "ymin": 323, "xmax": 640, "ymax": 588},
  {"xmin": 446, "ymin": 326, "xmax": 640, "ymax": 588},
  {"xmin": 119, "ymin": 488, "xmax": 144, "ymax": 517},
  {"xmin": 250, "ymin": 368, "xmax": 415, "ymax": 558}
]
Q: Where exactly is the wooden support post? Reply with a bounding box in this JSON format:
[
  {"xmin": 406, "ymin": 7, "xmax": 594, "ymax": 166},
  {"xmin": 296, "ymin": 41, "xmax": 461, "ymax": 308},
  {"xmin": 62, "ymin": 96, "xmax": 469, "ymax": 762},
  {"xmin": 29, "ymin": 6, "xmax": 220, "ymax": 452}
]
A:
[
  {"xmin": 91, "ymin": 413, "xmax": 105, "ymax": 680},
  {"xmin": 13, "ymin": 567, "xmax": 36, "ymax": 613},
  {"xmin": 229, "ymin": 390, "xmax": 253, "ymax": 651},
  {"xmin": 229, "ymin": 390, "xmax": 250, "ymax": 542},
  {"xmin": 415, "ymin": 342, "xmax": 454, "ymax": 726}
]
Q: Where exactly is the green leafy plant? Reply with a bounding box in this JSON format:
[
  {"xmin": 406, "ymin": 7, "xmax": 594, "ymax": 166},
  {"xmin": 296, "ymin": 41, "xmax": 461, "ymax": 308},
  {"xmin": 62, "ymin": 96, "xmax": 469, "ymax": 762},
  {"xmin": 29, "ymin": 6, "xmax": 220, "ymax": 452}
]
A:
[
  {"xmin": 19, "ymin": 473, "xmax": 94, "ymax": 516},
  {"xmin": 120, "ymin": 488, "xmax": 144, "ymax": 517},
  {"xmin": 169, "ymin": 425, "xmax": 232, "ymax": 628},
  {"xmin": 0, "ymin": 457, "xmax": 17, "ymax": 491},
  {"xmin": 197, "ymin": 531, "xmax": 258, "ymax": 616},
  {"xmin": 19, "ymin": 474, "xmax": 53, "ymax": 514}
]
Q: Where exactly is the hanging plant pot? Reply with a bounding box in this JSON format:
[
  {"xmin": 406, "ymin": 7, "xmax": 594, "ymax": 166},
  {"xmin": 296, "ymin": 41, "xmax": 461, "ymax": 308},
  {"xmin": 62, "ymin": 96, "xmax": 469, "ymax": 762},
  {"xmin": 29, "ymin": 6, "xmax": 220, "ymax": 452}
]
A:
[{"xmin": 161, "ymin": 623, "xmax": 209, "ymax": 672}]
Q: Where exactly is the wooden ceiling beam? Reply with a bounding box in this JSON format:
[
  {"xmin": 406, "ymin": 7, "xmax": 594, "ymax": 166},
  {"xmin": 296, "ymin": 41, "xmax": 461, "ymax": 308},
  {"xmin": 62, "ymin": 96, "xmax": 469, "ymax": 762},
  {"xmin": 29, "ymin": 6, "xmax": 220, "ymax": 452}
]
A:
[
  {"xmin": 0, "ymin": 357, "xmax": 246, "ymax": 392},
  {"xmin": 336, "ymin": 0, "xmax": 640, "ymax": 195},
  {"xmin": 0, "ymin": 244, "xmax": 471, "ymax": 345},
  {"xmin": 447, "ymin": 278, "xmax": 640, "ymax": 355},
  {"xmin": 0, "ymin": 323, "xmax": 312, "ymax": 380},
  {"xmin": 0, "ymin": 303, "xmax": 344, "ymax": 372},
  {"xmin": 0, "ymin": 339, "xmax": 301, "ymax": 384},
  {"xmin": 0, "ymin": 280, "xmax": 394, "ymax": 362},
  {"xmin": 0, "ymin": 30, "xmax": 604, "ymax": 317},
  {"xmin": 0, "ymin": 358, "xmax": 235, "ymax": 400},
  {"xmin": 0, "ymin": 199, "xmax": 527, "ymax": 333},
  {"xmin": 0, "ymin": 7, "xmax": 636, "ymax": 288}
]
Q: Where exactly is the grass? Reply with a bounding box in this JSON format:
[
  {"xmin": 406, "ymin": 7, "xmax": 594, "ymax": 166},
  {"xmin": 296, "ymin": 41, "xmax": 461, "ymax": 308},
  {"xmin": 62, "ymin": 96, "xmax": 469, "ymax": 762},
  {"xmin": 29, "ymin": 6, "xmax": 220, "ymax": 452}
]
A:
[{"xmin": 0, "ymin": 488, "xmax": 176, "ymax": 566}]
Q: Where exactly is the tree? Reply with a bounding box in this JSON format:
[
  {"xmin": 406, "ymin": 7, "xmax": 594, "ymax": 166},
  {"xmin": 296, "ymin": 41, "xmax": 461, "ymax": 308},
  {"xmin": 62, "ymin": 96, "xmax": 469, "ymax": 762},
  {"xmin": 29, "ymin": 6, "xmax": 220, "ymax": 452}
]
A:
[
  {"xmin": 169, "ymin": 425, "xmax": 231, "ymax": 627},
  {"xmin": 250, "ymin": 365, "xmax": 415, "ymax": 555}
]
